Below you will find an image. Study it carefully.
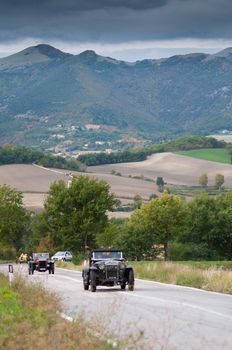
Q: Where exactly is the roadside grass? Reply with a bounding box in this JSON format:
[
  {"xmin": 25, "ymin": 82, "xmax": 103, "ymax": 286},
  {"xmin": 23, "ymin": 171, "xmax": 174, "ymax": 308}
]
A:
[
  {"xmin": 56, "ymin": 260, "xmax": 232, "ymax": 294},
  {"xmin": 176, "ymin": 148, "xmax": 231, "ymax": 164},
  {"xmin": 0, "ymin": 260, "xmax": 14, "ymax": 264},
  {"xmin": 132, "ymin": 261, "xmax": 232, "ymax": 294},
  {"xmin": 174, "ymin": 260, "xmax": 232, "ymax": 269},
  {"xmin": 0, "ymin": 274, "xmax": 114, "ymax": 350},
  {"xmin": 55, "ymin": 260, "xmax": 82, "ymax": 270}
]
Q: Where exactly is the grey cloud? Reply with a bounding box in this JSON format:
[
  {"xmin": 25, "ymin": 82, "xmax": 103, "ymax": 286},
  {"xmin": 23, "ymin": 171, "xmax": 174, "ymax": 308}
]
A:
[
  {"xmin": 0, "ymin": 0, "xmax": 232, "ymax": 43},
  {"xmin": 1, "ymin": 0, "xmax": 169, "ymax": 13}
]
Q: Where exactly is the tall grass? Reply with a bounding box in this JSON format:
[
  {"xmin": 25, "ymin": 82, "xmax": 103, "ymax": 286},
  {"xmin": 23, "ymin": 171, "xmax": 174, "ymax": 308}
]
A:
[
  {"xmin": 55, "ymin": 260, "xmax": 82, "ymax": 270},
  {"xmin": 132, "ymin": 261, "xmax": 232, "ymax": 294},
  {"xmin": 0, "ymin": 274, "xmax": 113, "ymax": 350},
  {"xmin": 56, "ymin": 260, "xmax": 232, "ymax": 294}
]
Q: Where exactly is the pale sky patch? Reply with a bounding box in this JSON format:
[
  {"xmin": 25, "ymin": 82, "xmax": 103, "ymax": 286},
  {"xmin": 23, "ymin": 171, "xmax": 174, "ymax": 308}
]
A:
[{"xmin": 1, "ymin": 38, "xmax": 232, "ymax": 61}]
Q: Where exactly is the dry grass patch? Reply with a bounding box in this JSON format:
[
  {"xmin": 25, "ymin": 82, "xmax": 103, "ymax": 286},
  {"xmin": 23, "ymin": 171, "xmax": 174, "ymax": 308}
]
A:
[
  {"xmin": 0, "ymin": 274, "xmax": 114, "ymax": 350},
  {"xmin": 132, "ymin": 261, "xmax": 232, "ymax": 294},
  {"xmin": 202, "ymin": 269, "xmax": 232, "ymax": 294},
  {"xmin": 55, "ymin": 260, "xmax": 82, "ymax": 271}
]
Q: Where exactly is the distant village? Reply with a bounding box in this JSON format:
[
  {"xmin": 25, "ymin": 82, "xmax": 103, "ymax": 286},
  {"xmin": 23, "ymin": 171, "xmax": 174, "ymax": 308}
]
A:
[{"xmin": 43, "ymin": 123, "xmax": 148, "ymax": 158}]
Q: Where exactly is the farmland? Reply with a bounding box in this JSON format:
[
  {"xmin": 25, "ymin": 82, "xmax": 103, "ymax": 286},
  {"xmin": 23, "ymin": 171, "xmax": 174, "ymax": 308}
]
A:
[
  {"xmin": 89, "ymin": 152, "xmax": 232, "ymax": 186},
  {"xmin": 1, "ymin": 152, "xmax": 232, "ymax": 211},
  {"xmin": 176, "ymin": 148, "xmax": 231, "ymax": 164},
  {"xmin": 0, "ymin": 164, "xmax": 156, "ymax": 211}
]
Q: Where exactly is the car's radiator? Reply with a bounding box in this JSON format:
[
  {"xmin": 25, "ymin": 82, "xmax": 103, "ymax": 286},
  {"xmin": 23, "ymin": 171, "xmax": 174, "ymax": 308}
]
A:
[
  {"xmin": 39, "ymin": 260, "xmax": 47, "ymax": 269},
  {"xmin": 106, "ymin": 265, "xmax": 119, "ymax": 279}
]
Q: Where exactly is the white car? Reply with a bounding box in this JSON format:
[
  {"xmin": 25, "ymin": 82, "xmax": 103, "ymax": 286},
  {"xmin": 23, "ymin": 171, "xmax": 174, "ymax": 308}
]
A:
[{"xmin": 51, "ymin": 251, "xmax": 73, "ymax": 261}]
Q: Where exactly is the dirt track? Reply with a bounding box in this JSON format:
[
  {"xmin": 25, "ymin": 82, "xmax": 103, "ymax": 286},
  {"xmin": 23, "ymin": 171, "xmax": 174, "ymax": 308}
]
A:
[{"xmin": 89, "ymin": 152, "xmax": 232, "ymax": 186}]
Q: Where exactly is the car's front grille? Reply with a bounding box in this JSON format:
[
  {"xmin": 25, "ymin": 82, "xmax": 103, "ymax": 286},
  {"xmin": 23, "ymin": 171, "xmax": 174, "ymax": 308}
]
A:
[
  {"xmin": 105, "ymin": 265, "xmax": 119, "ymax": 279},
  {"xmin": 39, "ymin": 261, "xmax": 47, "ymax": 268}
]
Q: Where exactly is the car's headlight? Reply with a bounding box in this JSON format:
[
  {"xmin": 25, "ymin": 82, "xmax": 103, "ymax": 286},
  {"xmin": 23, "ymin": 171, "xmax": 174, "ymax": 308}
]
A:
[{"xmin": 98, "ymin": 264, "xmax": 105, "ymax": 270}]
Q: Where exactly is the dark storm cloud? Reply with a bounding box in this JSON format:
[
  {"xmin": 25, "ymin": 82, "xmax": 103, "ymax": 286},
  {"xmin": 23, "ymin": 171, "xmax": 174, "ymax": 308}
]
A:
[
  {"xmin": 0, "ymin": 0, "xmax": 169, "ymax": 12},
  {"xmin": 1, "ymin": 0, "xmax": 232, "ymax": 43}
]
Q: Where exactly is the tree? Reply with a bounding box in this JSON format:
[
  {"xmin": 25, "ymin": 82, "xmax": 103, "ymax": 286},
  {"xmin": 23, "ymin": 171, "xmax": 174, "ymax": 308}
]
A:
[
  {"xmin": 183, "ymin": 194, "xmax": 218, "ymax": 251},
  {"xmin": 0, "ymin": 185, "xmax": 30, "ymax": 251},
  {"xmin": 119, "ymin": 209, "xmax": 156, "ymax": 260},
  {"xmin": 198, "ymin": 173, "xmax": 208, "ymax": 187},
  {"xmin": 156, "ymin": 177, "xmax": 165, "ymax": 192},
  {"xmin": 149, "ymin": 193, "xmax": 158, "ymax": 201},
  {"xmin": 215, "ymin": 174, "xmax": 224, "ymax": 189},
  {"xmin": 132, "ymin": 195, "xmax": 143, "ymax": 210},
  {"xmin": 96, "ymin": 222, "xmax": 120, "ymax": 248},
  {"xmin": 180, "ymin": 191, "xmax": 232, "ymax": 260},
  {"xmin": 142, "ymin": 192, "xmax": 187, "ymax": 259},
  {"xmin": 213, "ymin": 191, "xmax": 232, "ymax": 259},
  {"xmin": 42, "ymin": 176, "xmax": 115, "ymax": 252}
]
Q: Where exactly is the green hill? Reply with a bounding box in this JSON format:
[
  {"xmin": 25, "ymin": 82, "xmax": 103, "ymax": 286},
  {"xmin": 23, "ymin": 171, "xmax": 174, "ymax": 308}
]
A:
[{"xmin": 1, "ymin": 44, "xmax": 232, "ymax": 149}]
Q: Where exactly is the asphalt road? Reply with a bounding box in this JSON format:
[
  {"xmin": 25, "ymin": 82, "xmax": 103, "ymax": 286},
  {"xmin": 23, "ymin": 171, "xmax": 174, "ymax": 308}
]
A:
[{"xmin": 1, "ymin": 264, "xmax": 232, "ymax": 350}]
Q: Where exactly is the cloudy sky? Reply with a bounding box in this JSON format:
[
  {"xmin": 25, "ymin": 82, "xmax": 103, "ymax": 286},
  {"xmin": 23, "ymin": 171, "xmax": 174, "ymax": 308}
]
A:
[{"xmin": 1, "ymin": 0, "xmax": 232, "ymax": 61}]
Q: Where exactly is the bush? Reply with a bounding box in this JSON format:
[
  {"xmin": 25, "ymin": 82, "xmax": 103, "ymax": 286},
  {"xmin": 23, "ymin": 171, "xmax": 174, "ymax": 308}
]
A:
[
  {"xmin": 0, "ymin": 245, "xmax": 16, "ymax": 260},
  {"xmin": 169, "ymin": 242, "xmax": 218, "ymax": 261},
  {"xmin": 72, "ymin": 253, "xmax": 85, "ymax": 265}
]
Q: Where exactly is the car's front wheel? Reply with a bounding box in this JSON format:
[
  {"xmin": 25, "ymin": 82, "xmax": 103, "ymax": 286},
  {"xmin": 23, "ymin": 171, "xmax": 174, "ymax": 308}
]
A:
[
  {"xmin": 90, "ymin": 271, "xmax": 97, "ymax": 292},
  {"xmin": 83, "ymin": 280, "xmax": 89, "ymax": 290},
  {"xmin": 128, "ymin": 270, "xmax": 134, "ymax": 291}
]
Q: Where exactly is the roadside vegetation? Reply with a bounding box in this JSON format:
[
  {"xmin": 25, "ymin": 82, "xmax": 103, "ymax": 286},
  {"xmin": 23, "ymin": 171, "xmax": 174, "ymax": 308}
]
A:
[
  {"xmin": 0, "ymin": 274, "xmax": 113, "ymax": 350},
  {"xmin": 2, "ymin": 180, "xmax": 232, "ymax": 262},
  {"xmin": 1, "ymin": 171, "xmax": 232, "ymax": 295},
  {"xmin": 55, "ymin": 260, "xmax": 232, "ymax": 294},
  {"xmin": 132, "ymin": 261, "xmax": 232, "ymax": 294}
]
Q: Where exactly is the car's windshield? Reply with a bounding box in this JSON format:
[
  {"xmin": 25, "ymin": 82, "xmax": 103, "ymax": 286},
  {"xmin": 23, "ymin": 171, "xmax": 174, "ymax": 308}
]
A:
[
  {"xmin": 92, "ymin": 251, "xmax": 123, "ymax": 260},
  {"xmin": 33, "ymin": 253, "xmax": 49, "ymax": 260}
]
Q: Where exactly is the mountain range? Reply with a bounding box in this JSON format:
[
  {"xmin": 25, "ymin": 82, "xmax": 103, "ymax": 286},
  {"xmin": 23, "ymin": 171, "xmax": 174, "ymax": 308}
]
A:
[{"xmin": 1, "ymin": 44, "xmax": 232, "ymax": 148}]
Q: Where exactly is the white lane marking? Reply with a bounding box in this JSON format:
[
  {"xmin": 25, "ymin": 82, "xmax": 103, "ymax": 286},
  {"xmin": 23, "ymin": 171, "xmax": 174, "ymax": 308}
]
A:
[
  {"xmin": 122, "ymin": 291, "xmax": 232, "ymax": 321},
  {"xmin": 55, "ymin": 268, "xmax": 232, "ymax": 320},
  {"xmin": 56, "ymin": 268, "xmax": 232, "ymax": 299},
  {"xmin": 55, "ymin": 274, "xmax": 82, "ymax": 283},
  {"xmin": 136, "ymin": 278, "xmax": 232, "ymax": 298},
  {"xmin": 57, "ymin": 267, "xmax": 82, "ymax": 274}
]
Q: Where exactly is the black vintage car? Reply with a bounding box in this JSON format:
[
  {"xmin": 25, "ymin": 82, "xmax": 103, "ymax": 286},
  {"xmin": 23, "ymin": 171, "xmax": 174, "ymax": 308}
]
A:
[
  {"xmin": 28, "ymin": 253, "xmax": 55, "ymax": 275},
  {"xmin": 82, "ymin": 249, "xmax": 134, "ymax": 292}
]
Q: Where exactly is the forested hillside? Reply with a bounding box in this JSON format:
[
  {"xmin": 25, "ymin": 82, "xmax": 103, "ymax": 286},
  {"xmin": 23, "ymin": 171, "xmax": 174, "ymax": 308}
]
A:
[{"xmin": 1, "ymin": 44, "xmax": 232, "ymax": 148}]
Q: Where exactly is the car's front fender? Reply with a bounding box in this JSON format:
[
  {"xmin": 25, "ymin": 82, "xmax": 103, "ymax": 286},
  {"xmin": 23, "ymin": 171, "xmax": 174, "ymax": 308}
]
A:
[
  {"xmin": 125, "ymin": 266, "xmax": 134, "ymax": 280},
  {"xmin": 89, "ymin": 266, "xmax": 98, "ymax": 272},
  {"xmin": 82, "ymin": 267, "xmax": 90, "ymax": 277}
]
